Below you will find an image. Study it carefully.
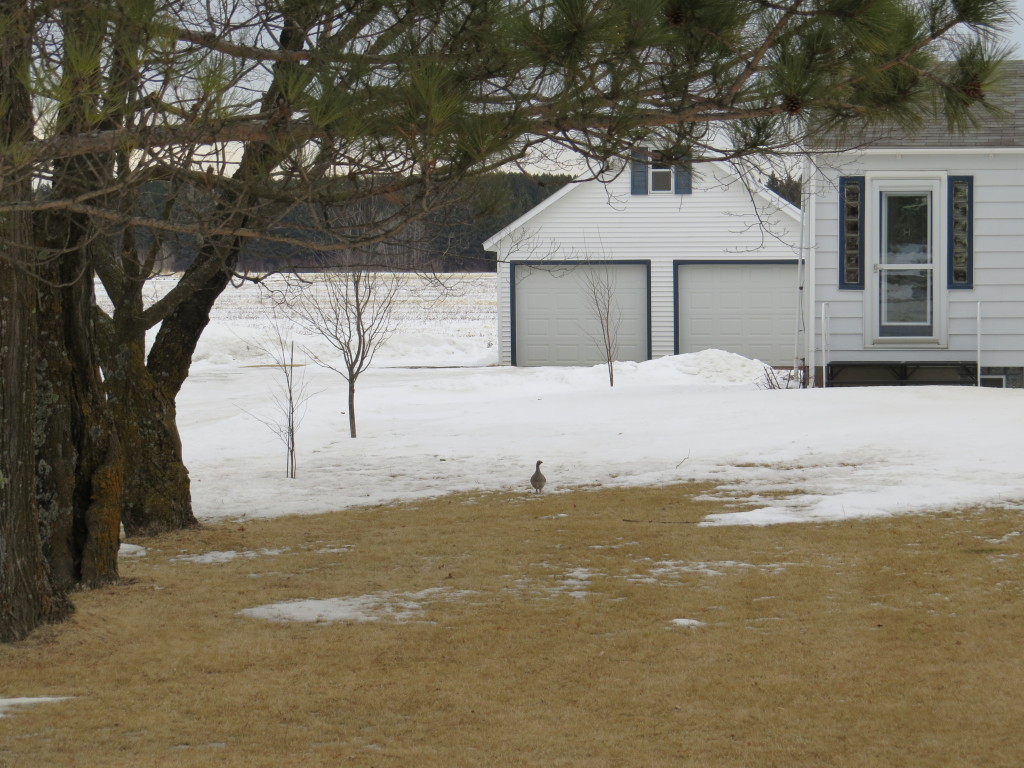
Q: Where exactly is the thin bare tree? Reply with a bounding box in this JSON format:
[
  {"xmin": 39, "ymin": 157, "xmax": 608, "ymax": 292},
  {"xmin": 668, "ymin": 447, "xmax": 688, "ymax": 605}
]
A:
[
  {"xmin": 291, "ymin": 270, "xmax": 402, "ymax": 438},
  {"xmin": 578, "ymin": 265, "xmax": 622, "ymax": 387},
  {"xmin": 246, "ymin": 315, "xmax": 317, "ymax": 478}
]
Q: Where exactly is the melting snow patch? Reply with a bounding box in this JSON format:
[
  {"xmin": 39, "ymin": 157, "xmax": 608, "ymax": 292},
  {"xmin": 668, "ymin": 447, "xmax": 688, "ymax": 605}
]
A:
[
  {"xmin": 985, "ymin": 531, "xmax": 1021, "ymax": 544},
  {"xmin": 0, "ymin": 697, "xmax": 74, "ymax": 718},
  {"xmin": 119, "ymin": 543, "xmax": 147, "ymax": 558},
  {"xmin": 240, "ymin": 588, "xmax": 472, "ymax": 624},
  {"xmin": 173, "ymin": 548, "xmax": 289, "ymax": 564},
  {"xmin": 626, "ymin": 560, "xmax": 787, "ymax": 583},
  {"xmin": 668, "ymin": 619, "xmax": 706, "ymax": 629},
  {"xmin": 559, "ymin": 567, "xmax": 599, "ymax": 599}
]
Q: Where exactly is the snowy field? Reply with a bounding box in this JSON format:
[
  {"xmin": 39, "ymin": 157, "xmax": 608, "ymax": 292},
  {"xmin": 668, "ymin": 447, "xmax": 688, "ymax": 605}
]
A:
[{"xmin": 121, "ymin": 273, "xmax": 1024, "ymax": 526}]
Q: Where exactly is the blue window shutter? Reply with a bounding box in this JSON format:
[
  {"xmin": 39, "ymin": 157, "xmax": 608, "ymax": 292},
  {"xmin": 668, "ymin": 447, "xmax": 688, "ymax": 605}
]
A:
[
  {"xmin": 947, "ymin": 176, "xmax": 973, "ymax": 289},
  {"xmin": 630, "ymin": 150, "xmax": 648, "ymax": 195},
  {"xmin": 838, "ymin": 176, "xmax": 865, "ymax": 290},
  {"xmin": 673, "ymin": 162, "xmax": 692, "ymax": 195}
]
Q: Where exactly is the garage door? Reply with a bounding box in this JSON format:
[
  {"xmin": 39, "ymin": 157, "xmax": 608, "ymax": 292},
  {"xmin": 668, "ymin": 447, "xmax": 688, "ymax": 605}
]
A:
[
  {"xmin": 514, "ymin": 263, "xmax": 649, "ymax": 366},
  {"xmin": 677, "ymin": 262, "xmax": 797, "ymax": 366}
]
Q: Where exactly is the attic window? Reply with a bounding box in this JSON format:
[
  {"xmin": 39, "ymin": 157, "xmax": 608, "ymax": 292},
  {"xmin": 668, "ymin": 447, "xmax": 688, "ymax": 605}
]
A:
[
  {"xmin": 630, "ymin": 149, "xmax": 692, "ymax": 196},
  {"xmin": 649, "ymin": 155, "xmax": 673, "ymax": 192}
]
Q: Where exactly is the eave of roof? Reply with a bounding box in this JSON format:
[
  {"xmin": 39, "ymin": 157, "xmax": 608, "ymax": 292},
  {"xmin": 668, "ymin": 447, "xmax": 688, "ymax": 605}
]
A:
[{"xmin": 481, "ymin": 162, "xmax": 801, "ymax": 251}]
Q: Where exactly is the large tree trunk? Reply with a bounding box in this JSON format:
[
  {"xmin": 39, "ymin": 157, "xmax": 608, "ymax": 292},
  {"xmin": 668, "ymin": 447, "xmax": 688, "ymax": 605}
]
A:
[
  {"xmin": 26, "ymin": 1, "xmax": 127, "ymax": 579},
  {"xmin": 106, "ymin": 323, "xmax": 197, "ymax": 536},
  {"xmin": 0, "ymin": 255, "xmax": 72, "ymax": 642},
  {"xmin": 35, "ymin": 226, "xmax": 123, "ymax": 588},
  {"xmin": 111, "ymin": 12, "xmax": 309, "ymax": 532},
  {"xmin": 0, "ymin": 0, "xmax": 73, "ymax": 641}
]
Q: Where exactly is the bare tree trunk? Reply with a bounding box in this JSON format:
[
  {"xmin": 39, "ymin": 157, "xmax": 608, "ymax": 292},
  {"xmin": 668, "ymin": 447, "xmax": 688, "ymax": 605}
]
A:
[
  {"xmin": 28, "ymin": 1, "xmax": 126, "ymax": 590},
  {"xmin": 579, "ymin": 265, "xmax": 621, "ymax": 387},
  {"xmin": 0, "ymin": 259, "xmax": 72, "ymax": 641},
  {"xmin": 348, "ymin": 380, "xmax": 357, "ymax": 439},
  {"xmin": 109, "ymin": 9, "xmax": 310, "ymax": 531},
  {"xmin": 107, "ymin": 244, "xmax": 241, "ymax": 534},
  {"xmin": 36, "ymin": 222, "xmax": 123, "ymax": 588},
  {"xmin": 103, "ymin": 329, "xmax": 195, "ymax": 536},
  {"xmin": 0, "ymin": 0, "xmax": 73, "ymax": 641}
]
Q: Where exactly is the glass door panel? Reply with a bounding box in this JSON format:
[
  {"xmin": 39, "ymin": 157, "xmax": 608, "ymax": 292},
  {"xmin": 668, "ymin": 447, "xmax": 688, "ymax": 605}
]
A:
[{"xmin": 879, "ymin": 191, "xmax": 933, "ymax": 337}]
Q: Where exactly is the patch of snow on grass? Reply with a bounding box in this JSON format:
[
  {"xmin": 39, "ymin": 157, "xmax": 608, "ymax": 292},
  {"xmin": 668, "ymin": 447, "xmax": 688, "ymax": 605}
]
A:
[
  {"xmin": 0, "ymin": 697, "xmax": 74, "ymax": 718},
  {"xmin": 668, "ymin": 618, "xmax": 706, "ymax": 628},
  {"xmin": 985, "ymin": 531, "xmax": 1021, "ymax": 544},
  {"xmin": 239, "ymin": 588, "xmax": 473, "ymax": 623},
  {"xmin": 173, "ymin": 548, "xmax": 289, "ymax": 564},
  {"xmin": 119, "ymin": 543, "xmax": 147, "ymax": 558},
  {"xmin": 626, "ymin": 560, "xmax": 789, "ymax": 583}
]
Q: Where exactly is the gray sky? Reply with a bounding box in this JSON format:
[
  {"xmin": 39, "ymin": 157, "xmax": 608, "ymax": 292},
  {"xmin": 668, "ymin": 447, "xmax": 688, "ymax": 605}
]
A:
[{"xmin": 1005, "ymin": 0, "xmax": 1024, "ymax": 54}]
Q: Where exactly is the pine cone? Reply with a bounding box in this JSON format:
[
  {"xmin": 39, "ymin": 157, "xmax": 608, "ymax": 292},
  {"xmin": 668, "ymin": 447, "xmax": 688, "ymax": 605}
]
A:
[{"xmin": 963, "ymin": 78, "xmax": 984, "ymax": 103}]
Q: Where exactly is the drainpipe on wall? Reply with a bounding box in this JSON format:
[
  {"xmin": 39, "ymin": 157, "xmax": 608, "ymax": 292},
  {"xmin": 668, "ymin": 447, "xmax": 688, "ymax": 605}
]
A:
[
  {"xmin": 802, "ymin": 154, "xmax": 817, "ymax": 386},
  {"xmin": 794, "ymin": 168, "xmax": 806, "ymax": 376}
]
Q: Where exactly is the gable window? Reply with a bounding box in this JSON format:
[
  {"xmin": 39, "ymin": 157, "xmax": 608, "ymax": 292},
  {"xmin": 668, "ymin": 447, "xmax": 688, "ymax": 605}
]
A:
[
  {"xmin": 630, "ymin": 149, "xmax": 692, "ymax": 195},
  {"xmin": 650, "ymin": 155, "xmax": 673, "ymax": 192}
]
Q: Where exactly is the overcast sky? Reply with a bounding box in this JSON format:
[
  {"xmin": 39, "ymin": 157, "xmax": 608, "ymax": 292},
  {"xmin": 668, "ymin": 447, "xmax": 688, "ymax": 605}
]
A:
[{"xmin": 1005, "ymin": 0, "xmax": 1024, "ymax": 53}]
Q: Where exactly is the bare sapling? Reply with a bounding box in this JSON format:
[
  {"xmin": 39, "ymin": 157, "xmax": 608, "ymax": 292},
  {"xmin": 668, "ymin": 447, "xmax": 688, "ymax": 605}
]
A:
[
  {"xmin": 292, "ymin": 269, "xmax": 402, "ymax": 438},
  {"xmin": 579, "ymin": 265, "xmax": 622, "ymax": 387},
  {"xmin": 247, "ymin": 315, "xmax": 317, "ymax": 478},
  {"xmin": 758, "ymin": 365, "xmax": 802, "ymax": 390}
]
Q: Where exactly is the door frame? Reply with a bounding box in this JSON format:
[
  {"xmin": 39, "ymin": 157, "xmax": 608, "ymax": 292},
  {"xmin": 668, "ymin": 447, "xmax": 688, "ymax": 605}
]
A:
[{"xmin": 864, "ymin": 176, "xmax": 947, "ymax": 347}]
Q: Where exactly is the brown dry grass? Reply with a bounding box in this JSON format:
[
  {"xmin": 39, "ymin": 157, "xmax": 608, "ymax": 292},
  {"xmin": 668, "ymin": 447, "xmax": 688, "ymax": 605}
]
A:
[{"xmin": 2, "ymin": 484, "xmax": 1024, "ymax": 767}]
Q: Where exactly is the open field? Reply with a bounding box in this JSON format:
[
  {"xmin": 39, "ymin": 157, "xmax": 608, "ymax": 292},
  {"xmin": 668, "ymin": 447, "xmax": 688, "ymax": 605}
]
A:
[{"xmin": 3, "ymin": 485, "xmax": 1024, "ymax": 767}]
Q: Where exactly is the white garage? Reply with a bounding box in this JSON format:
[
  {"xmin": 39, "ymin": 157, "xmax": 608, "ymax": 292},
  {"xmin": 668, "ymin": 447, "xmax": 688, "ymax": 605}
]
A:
[
  {"xmin": 676, "ymin": 261, "xmax": 798, "ymax": 365},
  {"xmin": 484, "ymin": 159, "xmax": 803, "ymax": 367},
  {"xmin": 512, "ymin": 262, "xmax": 650, "ymax": 366}
]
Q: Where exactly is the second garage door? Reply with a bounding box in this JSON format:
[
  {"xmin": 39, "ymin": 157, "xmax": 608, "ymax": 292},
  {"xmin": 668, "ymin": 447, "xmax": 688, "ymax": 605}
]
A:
[
  {"xmin": 514, "ymin": 263, "xmax": 649, "ymax": 366},
  {"xmin": 677, "ymin": 262, "xmax": 797, "ymax": 366}
]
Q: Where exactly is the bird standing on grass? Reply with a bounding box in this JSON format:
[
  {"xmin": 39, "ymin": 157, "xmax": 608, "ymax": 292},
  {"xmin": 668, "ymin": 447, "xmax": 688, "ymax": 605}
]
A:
[{"xmin": 530, "ymin": 460, "xmax": 546, "ymax": 493}]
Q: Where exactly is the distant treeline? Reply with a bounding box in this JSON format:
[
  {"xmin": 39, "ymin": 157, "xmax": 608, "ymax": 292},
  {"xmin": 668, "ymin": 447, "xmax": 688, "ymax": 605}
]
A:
[{"xmin": 134, "ymin": 172, "xmax": 573, "ymax": 274}]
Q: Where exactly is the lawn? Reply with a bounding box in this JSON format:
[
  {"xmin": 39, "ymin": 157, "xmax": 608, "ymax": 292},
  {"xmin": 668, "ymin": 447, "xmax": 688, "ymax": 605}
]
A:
[{"xmin": 2, "ymin": 484, "xmax": 1023, "ymax": 767}]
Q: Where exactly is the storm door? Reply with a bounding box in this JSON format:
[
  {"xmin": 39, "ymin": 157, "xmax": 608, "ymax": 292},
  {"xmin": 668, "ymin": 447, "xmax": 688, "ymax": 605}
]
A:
[{"xmin": 876, "ymin": 188, "xmax": 936, "ymax": 338}]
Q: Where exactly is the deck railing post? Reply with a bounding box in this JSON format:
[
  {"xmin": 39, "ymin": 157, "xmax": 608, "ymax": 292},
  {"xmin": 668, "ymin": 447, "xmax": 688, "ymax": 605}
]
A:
[
  {"xmin": 821, "ymin": 302, "xmax": 829, "ymax": 388},
  {"xmin": 977, "ymin": 301, "xmax": 982, "ymax": 386}
]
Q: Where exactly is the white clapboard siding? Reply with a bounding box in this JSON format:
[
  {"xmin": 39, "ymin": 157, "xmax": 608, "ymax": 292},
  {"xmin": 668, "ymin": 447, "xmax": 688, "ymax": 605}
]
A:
[
  {"xmin": 490, "ymin": 163, "xmax": 801, "ymax": 366},
  {"xmin": 812, "ymin": 151, "xmax": 1024, "ymax": 367}
]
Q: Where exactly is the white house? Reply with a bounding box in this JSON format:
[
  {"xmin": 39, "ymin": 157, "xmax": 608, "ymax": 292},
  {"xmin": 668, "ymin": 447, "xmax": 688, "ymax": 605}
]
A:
[
  {"xmin": 483, "ymin": 155, "xmax": 802, "ymax": 367},
  {"xmin": 807, "ymin": 61, "xmax": 1024, "ymax": 387}
]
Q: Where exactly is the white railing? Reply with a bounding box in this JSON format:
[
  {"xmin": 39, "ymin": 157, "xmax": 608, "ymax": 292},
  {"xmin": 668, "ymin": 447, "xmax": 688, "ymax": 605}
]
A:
[
  {"xmin": 821, "ymin": 302, "xmax": 830, "ymax": 388},
  {"xmin": 977, "ymin": 301, "xmax": 982, "ymax": 387}
]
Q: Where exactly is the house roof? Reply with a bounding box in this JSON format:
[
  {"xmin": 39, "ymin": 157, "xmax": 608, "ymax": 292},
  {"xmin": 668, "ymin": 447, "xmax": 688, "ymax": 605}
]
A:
[
  {"xmin": 815, "ymin": 60, "xmax": 1024, "ymax": 150},
  {"xmin": 481, "ymin": 162, "xmax": 801, "ymax": 251}
]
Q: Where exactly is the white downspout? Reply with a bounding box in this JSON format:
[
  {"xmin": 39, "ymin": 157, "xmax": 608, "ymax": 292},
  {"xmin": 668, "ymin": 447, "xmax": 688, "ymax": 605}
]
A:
[
  {"xmin": 793, "ymin": 194, "xmax": 805, "ymax": 373},
  {"xmin": 803, "ymin": 155, "xmax": 817, "ymax": 386}
]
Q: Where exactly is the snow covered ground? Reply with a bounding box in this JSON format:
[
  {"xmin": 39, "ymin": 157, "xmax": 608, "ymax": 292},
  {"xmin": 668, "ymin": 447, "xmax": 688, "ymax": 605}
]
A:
[{"xmin": 124, "ymin": 273, "xmax": 1024, "ymax": 527}]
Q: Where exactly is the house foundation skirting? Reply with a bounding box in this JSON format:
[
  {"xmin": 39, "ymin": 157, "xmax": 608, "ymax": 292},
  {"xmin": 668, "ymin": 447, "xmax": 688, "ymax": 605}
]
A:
[{"xmin": 814, "ymin": 363, "xmax": 1024, "ymax": 388}]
